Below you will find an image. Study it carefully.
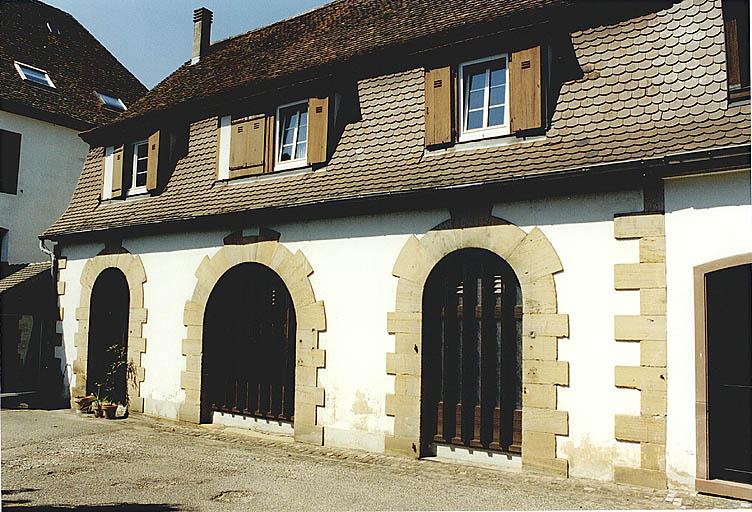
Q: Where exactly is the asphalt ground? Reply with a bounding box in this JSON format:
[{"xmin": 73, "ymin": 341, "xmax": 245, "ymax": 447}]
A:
[{"xmin": 1, "ymin": 409, "xmax": 749, "ymax": 511}]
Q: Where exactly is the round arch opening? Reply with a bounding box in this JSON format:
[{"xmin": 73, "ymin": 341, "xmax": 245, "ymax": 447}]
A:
[
  {"xmin": 420, "ymin": 248, "xmax": 522, "ymax": 456},
  {"xmin": 200, "ymin": 262, "xmax": 297, "ymax": 424},
  {"xmin": 86, "ymin": 267, "xmax": 130, "ymax": 405}
]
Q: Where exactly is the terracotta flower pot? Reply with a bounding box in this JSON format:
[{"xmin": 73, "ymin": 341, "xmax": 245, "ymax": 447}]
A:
[{"xmin": 102, "ymin": 404, "xmax": 118, "ymax": 419}]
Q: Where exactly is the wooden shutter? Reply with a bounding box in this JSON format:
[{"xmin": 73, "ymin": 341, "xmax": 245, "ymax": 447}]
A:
[
  {"xmin": 146, "ymin": 131, "xmax": 160, "ymax": 191},
  {"xmin": 725, "ymin": 18, "xmax": 742, "ymax": 88},
  {"xmin": 510, "ymin": 46, "xmax": 543, "ymax": 133},
  {"xmin": 229, "ymin": 114, "xmax": 266, "ymax": 178},
  {"xmin": 263, "ymin": 113, "xmax": 275, "ymax": 174},
  {"xmin": 424, "ymin": 66, "xmax": 453, "ymax": 147},
  {"xmin": 307, "ymin": 97, "xmax": 329, "ymax": 165},
  {"xmin": 111, "ymin": 144, "xmax": 124, "ymax": 198}
]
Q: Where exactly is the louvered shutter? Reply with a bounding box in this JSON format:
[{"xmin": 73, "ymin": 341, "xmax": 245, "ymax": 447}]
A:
[
  {"xmin": 725, "ymin": 18, "xmax": 741, "ymax": 87},
  {"xmin": 307, "ymin": 97, "xmax": 329, "ymax": 165},
  {"xmin": 510, "ymin": 46, "xmax": 543, "ymax": 133},
  {"xmin": 424, "ymin": 66, "xmax": 453, "ymax": 147},
  {"xmin": 111, "ymin": 144, "xmax": 124, "ymax": 198},
  {"xmin": 146, "ymin": 131, "xmax": 160, "ymax": 191},
  {"xmin": 229, "ymin": 114, "xmax": 266, "ymax": 178}
]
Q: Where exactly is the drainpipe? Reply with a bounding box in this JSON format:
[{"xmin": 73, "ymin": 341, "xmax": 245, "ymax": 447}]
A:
[{"xmin": 39, "ymin": 238, "xmax": 55, "ymax": 277}]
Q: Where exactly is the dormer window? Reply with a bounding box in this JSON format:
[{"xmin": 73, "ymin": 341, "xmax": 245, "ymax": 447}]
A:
[
  {"xmin": 275, "ymin": 101, "xmax": 309, "ymax": 171},
  {"xmin": 459, "ymin": 55, "xmax": 510, "ymax": 142},
  {"xmin": 129, "ymin": 140, "xmax": 149, "ymax": 195},
  {"xmin": 14, "ymin": 62, "xmax": 55, "ymax": 88},
  {"xmin": 97, "ymin": 92, "xmax": 127, "ymax": 112}
]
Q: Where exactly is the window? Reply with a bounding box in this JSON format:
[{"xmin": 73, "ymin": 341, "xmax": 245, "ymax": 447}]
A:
[
  {"xmin": 129, "ymin": 140, "xmax": 148, "ymax": 195},
  {"xmin": 14, "ymin": 61, "xmax": 55, "ymax": 88},
  {"xmin": 1, "ymin": 129, "xmax": 21, "ymax": 195},
  {"xmin": 96, "ymin": 92, "xmax": 127, "ymax": 112},
  {"xmin": 723, "ymin": 0, "xmax": 750, "ymax": 99},
  {"xmin": 459, "ymin": 55, "xmax": 509, "ymax": 141},
  {"xmin": 275, "ymin": 101, "xmax": 308, "ymax": 170}
]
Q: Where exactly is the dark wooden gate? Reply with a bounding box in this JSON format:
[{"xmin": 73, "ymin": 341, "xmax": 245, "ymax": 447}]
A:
[
  {"xmin": 87, "ymin": 268, "xmax": 130, "ymax": 405},
  {"xmin": 201, "ymin": 263, "xmax": 296, "ymax": 424},
  {"xmin": 706, "ymin": 263, "xmax": 752, "ymax": 485},
  {"xmin": 421, "ymin": 248, "xmax": 522, "ymax": 454}
]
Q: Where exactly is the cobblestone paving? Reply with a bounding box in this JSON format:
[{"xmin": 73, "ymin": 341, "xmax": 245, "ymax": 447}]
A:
[{"xmin": 2, "ymin": 409, "xmax": 749, "ymax": 511}]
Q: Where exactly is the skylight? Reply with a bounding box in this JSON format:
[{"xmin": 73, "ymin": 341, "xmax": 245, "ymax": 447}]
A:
[
  {"xmin": 14, "ymin": 62, "xmax": 55, "ymax": 88},
  {"xmin": 96, "ymin": 92, "xmax": 127, "ymax": 112}
]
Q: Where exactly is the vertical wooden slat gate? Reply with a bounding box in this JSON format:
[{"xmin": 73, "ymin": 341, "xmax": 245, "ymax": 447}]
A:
[
  {"xmin": 422, "ymin": 249, "xmax": 522, "ymax": 454},
  {"xmin": 202, "ymin": 263, "xmax": 296, "ymax": 423}
]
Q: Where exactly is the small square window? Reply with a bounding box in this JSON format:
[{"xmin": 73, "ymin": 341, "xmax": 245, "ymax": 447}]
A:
[
  {"xmin": 275, "ymin": 101, "xmax": 308, "ymax": 171},
  {"xmin": 14, "ymin": 61, "xmax": 55, "ymax": 88},
  {"xmin": 96, "ymin": 92, "xmax": 127, "ymax": 112},
  {"xmin": 459, "ymin": 55, "xmax": 509, "ymax": 142},
  {"xmin": 128, "ymin": 140, "xmax": 148, "ymax": 195}
]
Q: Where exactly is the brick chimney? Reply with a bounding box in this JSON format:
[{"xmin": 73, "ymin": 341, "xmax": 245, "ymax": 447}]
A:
[{"xmin": 191, "ymin": 7, "xmax": 213, "ymax": 65}]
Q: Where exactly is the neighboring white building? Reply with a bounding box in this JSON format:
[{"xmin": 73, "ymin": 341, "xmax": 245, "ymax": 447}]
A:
[
  {"xmin": 44, "ymin": 0, "xmax": 752, "ymax": 502},
  {"xmin": 0, "ymin": 0, "xmax": 146, "ymax": 400},
  {"xmin": 0, "ymin": 0, "xmax": 146, "ymax": 267}
]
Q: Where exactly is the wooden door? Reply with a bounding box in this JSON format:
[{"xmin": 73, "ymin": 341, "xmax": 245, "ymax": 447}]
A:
[
  {"xmin": 706, "ymin": 263, "xmax": 752, "ymax": 484},
  {"xmin": 421, "ymin": 249, "xmax": 522, "ymax": 454}
]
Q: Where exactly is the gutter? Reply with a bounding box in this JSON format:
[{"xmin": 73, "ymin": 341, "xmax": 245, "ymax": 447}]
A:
[{"xmin": 40, "ymin": 144, "xmax": 750, "ymax": 244}]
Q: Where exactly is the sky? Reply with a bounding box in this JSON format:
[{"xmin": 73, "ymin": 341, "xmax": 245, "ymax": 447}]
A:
[{"xmin": 44, "ymin": 0, "xmax": 328, "ymax": 89}]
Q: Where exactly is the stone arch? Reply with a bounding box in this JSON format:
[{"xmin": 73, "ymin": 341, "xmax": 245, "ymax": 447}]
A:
[
  {"xmin": 71, "ymin": 253, "xmax": 148, "ymax": 412},
  {"xmin": 180, "ymin": 241, "xmax": 327, "ymax": 445},
  {"xmin": 385, "ymin": 224, "xmax": 570, "ymax": 476}
]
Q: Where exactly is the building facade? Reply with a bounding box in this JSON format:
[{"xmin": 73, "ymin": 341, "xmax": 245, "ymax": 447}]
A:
[{"xmin": 44, "ymin": 0, "xmax": 750, "ymax": 500}]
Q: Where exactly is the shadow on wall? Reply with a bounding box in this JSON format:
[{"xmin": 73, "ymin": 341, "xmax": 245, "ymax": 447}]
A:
[{"xmin": 665, "ymin": 171, "xmax": 752, "ymax": 213}]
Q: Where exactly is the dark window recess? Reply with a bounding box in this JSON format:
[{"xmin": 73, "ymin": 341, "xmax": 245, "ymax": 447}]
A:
[
  {"xmin": 421, "ymin": 248, "xmax": 523, "ymax": 455},
  {"xmin": 723, "ymin": 0, "xmax": 750, "ymax": 99},
  {"xmin": 1, "ymin": 129, "xmax": 22, "ymax": 195}
]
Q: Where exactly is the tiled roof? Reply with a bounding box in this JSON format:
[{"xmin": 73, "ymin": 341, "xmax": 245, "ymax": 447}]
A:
[
  {"xmin": 45, "ymin": 0, "xmax": 750, "ymax": 238},
  {"xmin": 0, "ymin": 0, "xmax": 147, "ymax": 129},
  {"xmin": 113, "ymin": 0, "xmax": 562, "ymax": 126},
  {"xmin": 0, "ymin": 261, "xmax": 50, "ymax": 295}
]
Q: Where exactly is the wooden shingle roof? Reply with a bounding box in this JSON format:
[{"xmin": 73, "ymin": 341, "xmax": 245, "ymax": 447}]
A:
[{"xmin": 45, "ymin": 0, "xmax": 751, "ymax": 239}]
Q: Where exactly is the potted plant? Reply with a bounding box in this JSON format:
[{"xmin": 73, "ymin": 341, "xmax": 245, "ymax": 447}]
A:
[
  {"xmin": 90, "ymin": 387, "xmax": 108, "ymax": 418},
  {"xmin": 73, "ymin": 395, "xmax": 95, "ymax": 414}
]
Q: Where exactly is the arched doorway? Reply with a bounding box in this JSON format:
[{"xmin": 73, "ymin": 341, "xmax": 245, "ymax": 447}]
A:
[
  {"xmin": 86, "ymin": 268, "xmax": 130, "ymax": 405},
  {"xmin": 421, "ymin": 248, "xmax": 522, "ymax": 455},
  {"xmin": 200, "ymin": 263, "xmax": 297, "ymax": 424}
]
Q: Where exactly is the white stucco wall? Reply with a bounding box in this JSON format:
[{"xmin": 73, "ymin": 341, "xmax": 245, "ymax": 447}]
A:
[
  {"xmin": 58, "ymin": 188, "xmax": 662, "ymax": 480},
  {"xmin": 0, "ymin": 110, "xmax": 88, "ymax": 264},
  {"xmin": 663, "ymin": 169, "xmax": 752, "ymax": 489}
]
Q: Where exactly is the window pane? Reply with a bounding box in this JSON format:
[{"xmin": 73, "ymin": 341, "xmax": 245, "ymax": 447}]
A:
[
  {"xmin": 137, "ymin": 143, "xmax": 148, "ymax": 158},
  {"xmin": 283, "ymin": 127, "xmax": 295, "ymax": 145},
  {"xmin": 490, "ymin": 62, "xmax": 506, "ymax": 88},
  {"xmin": 295, "ymin": 142, "xmax": 307, "ymax": 160},
  {"xmin": 489, "ymin": 85, "xmax": 505, "ymax": 106},
  {"xmin": 297, "ymin": 122, "xmax": 308, "ymax": 143},
  {"xmin": 298, "ymin": 110, "xmax": 308, "ymax": 128},
  {"xmin": 280, "ymin": 145, "xmax": 293, "ymax": 161},
  {"xmin": 488, "ymin": 105, "xmax": 505, "ymax": 126},
  {"xmin": 467, "ymin": 68, "xmax": 487, "ymax": 91},
  {"xmin": 468, "ymin": 89, "xmax": 485, "ymax": 110},
  {"xmin": 21, "ymin": 66, "xmax": 49, "ymax": 85},
  {"xmin": 466, "ymin": 110, "xmax": 483, "ymax": 130}
]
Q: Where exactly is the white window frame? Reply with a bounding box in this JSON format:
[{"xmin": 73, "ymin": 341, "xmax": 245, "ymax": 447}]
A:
[
  {"xmin": 96, "ymin": 92, "xmax": 127, "ymax": 112},
  {"xmin": 458, "ymin": 54, "xmax": 510, "ymax": 143},
  {"xmin": 14, "ymin": 61, "xmax": 55, "ymax": 88},
  {"xmin": 128, "ymin": 140, "xmax": 149, "ymax": 196},
  {"xmin": 102, "ymin": 146, "xmax": 114, "ymax": 200},
  {"xmin": 275, "ymin": 100, "xmax": 308, "ymax": 172}
]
